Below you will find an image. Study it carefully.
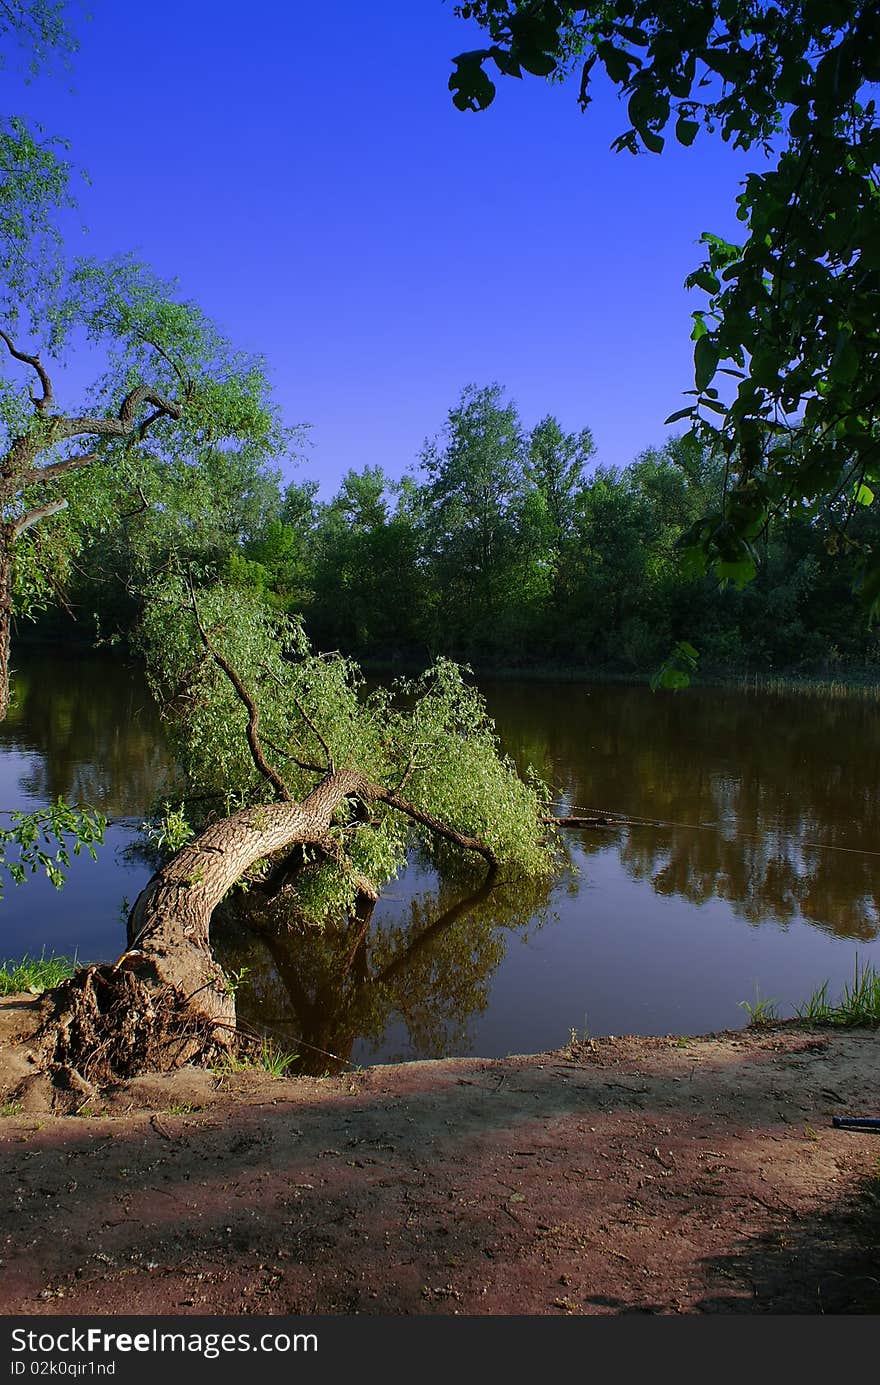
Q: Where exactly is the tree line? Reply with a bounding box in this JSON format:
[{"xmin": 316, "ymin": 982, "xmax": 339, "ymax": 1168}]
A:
[{"xmin": 34, "ymin": 380, "xmax": 880, "ymax": 678}]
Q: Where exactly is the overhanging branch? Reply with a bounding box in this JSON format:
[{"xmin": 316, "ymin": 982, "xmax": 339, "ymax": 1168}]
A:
[
  {"xmin": 0, "ymin": 328, "xmax": 53, "ymax": 413},
  {"xmin": 9, "ymin": 497, "xmax": 68, "ymax": 540}
]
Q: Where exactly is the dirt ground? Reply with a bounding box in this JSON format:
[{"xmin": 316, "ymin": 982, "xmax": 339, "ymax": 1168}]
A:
[{"xmin": 1, "ymin": 994, "xmax": 879, "ymax": 1315}]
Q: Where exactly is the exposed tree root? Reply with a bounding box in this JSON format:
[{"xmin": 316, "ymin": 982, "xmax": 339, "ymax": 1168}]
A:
[{"xmin": 34, "ymin": 964, "xmax": 224, "ymax": 1088}]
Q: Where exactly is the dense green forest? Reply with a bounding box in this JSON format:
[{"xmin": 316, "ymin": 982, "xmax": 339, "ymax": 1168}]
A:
[{"xmin": 27, "ymin": 380, "xmax": 880, "ymax": 678}]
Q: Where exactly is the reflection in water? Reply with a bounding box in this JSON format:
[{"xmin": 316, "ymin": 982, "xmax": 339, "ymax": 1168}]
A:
[
  {"xmin": 1, "ymin": 648, "xmax": 173, "ymax": 816},
  {"xmin": 217, "ymin": 863, "xmax": 559, "ymax": 1074},
  {"xmin": 0, "ymin": 651, "xmax": 878, "ymax": 1049},
  {"xmin": 481, "ymin": 680, "xmax": 880, "ymax": 941}
]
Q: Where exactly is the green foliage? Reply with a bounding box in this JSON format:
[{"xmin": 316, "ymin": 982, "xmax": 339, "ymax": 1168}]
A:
[
  {"xmin": 739, "ymin": 987, "xmax": 780, "ymax": 1027},
  {"xmin": 526, "ymin": 413, "xmax": 595, "ymax": 545},
  {"xmin": 139, "ymin": 575, "xmax": 555, "ymax": 923},
  {"xmin": 449, "ymin": 2, "xmax": 880, "ymax": 634},
  {"xmin": 1, "ymin": 252, "xmax": 298, "ymax": 660},
  {"xmin": 0, "ymin": 116, "xmax": 73, "ymax": 324},
  {"xmin": 0, "ymin": 3, "xmax": 79, "ymax": 323},
  {"xmin": 414, "ymin": 384, "xmax": 546, "ymax": 655},
  {"xmin": 56, "ymin": 256, "xmax": 281, "ymax": 448},
  {"xmin": 308, "ymin": 467, "xmax": 427, "ymax": 651},
  {"xmin": 46, "ymin": 369, "xmax": 876, "ymax": 681},
  {"xmin": 0, "ymin": 799, "xmax": 105, "ymax": 898},
  {"xmin": 650, "ymin": 639, "xmax": 699, "ymax": 691},
  {"xmin": 142, "ymin": 802, "xmax": 194, "ymax": 857},
  {"xmin": 0, "ymin": 2, "xmax": 77, "ymax": 74}
]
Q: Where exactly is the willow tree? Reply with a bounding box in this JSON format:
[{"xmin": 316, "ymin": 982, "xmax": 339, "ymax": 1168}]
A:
[
  {"xmin": 0, "ymin": 256, "xmax": 286, "ymax": 720},
  {"xmin": 33, "ymin": 577, "xmax": 557, "ymax": 1085}
]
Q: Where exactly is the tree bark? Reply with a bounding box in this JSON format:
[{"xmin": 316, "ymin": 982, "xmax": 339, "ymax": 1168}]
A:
[{"xmin": 125, "ymin": 769, "xmax": 367, "ymax": 1032}]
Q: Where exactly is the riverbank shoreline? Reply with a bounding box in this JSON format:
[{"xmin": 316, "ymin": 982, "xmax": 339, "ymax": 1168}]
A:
[
  {"xmin": 362, "ymin": 657, "xmax": 880, "ymax": 698},
  {"xmin": 1, "ymin": 997, "xmax": 878, "ymax": 1315},
  {"xmin": 14, "ymin": 633, "xmax": 880, "ymax": 699}
]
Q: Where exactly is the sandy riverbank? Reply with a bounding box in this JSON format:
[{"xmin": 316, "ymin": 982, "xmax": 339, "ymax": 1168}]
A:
[{"xmin": 1, "ymin": 994, "xmax": 878, "ymax": 1314}]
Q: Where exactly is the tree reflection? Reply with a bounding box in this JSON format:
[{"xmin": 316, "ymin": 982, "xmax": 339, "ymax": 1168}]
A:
[
  {"xmin": 0, "ymin": 650, "xmax": 173, "ymax": 815},
  {"xmin": 216, "ymin": 863, "xmax": 557, "ymax": 1074},
  {"xmin": 3, "ymin": 648, "xmax": 877, "ymax": 995},
  {"xmin": 484, "ymin": 680, "xmax": 880, "ymax": 941}
]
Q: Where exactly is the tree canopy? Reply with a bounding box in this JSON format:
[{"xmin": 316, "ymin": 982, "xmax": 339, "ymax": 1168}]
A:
[
  {"xmin": 0, "ymin": 2, "xmax": 78, "ymax": 324},
  {"xmin": 449, "ymin": 2, "xmax": 880, "ymax": 621}
]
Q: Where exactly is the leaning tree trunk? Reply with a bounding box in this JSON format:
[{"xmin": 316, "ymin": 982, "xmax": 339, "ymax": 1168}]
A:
[
  {"xmin": 37, "ymin": 770, "xmax": 369, "ymax": 1084},
  {"xmin": 30, "ymin": 755, "xmax": 503, "ymax": 1090},
  {"xmin": 126, "ymin": 769, "xmax": 368, "ymax": 1024}
]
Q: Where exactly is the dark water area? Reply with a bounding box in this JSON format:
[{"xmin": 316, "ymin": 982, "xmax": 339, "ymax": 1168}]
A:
[{"xmin": 1, "ymin": 649, "xmax": 878, "ymax": 1071}]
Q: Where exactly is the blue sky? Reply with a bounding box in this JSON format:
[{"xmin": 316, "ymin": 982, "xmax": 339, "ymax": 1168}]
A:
[{"xmin": 10, "ymin": 0, "xmax": 761, "ymax": 498}]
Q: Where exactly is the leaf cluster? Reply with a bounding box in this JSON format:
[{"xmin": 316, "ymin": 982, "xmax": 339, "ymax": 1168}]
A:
[{"xmin": 0, "ymin": 797, "xmax": 105, "ymax": 898}]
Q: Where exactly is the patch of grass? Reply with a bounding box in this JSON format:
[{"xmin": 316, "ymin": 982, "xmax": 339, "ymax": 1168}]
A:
[
  {"xmin": 739, "ymin": 987, "xmax": 780, "ymax": 1027},
  {"xmin": 796, "ymin": 959, "xmax": 880, "ymax": 1027},
  {"xmin": 257, "ymin": 1041, "xmax": 298, "ymax": 1078},
  {"xmin": 210, "ymin": 1051, "xmax": 251, "ymax": 1077},
  {"xmin": 0, "ymin": 950, "xmax": 77, "ymax": 995},
  {"xmin": 797, "ymin": 979, "xmax": 834, "ymax": 1023},
  {"xmin": 166, "ymin": 1102, "xmax": 198, "ymax": 1115},
  {"xmin": 1, "ymin": 1099, "xmax": 23, "ymax": 1116},
  {"xmin": 212, "ymin": 1039, "xmax": 298, "ymax": 1078}
]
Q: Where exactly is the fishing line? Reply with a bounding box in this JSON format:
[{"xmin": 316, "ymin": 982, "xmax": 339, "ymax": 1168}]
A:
[{"xmin": 558, "ymin": 806, "xmax": 880, "ymax": 858}]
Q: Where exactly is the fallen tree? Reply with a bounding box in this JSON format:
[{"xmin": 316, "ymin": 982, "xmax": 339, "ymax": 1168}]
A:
[{"xmin": 26, "ymin": 577, "xmax": 558, "ymax": 1091}]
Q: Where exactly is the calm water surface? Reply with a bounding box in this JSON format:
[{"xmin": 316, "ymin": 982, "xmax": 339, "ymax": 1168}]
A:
[{"xmin": 1, "ymin": 649, "xmax": 878, "ymax": 1071}]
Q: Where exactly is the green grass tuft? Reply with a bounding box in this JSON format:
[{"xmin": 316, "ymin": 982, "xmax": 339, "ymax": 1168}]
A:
[
  {"xmin": 212, "ymin": 1039, "xmax": 298, "ymax": 1078},
  {"xmin": 796, "ymin": 958, "xmax": 880, "ymax": 1027},
  {"xmin": 739, "ymin": 987, "xmax": 780, "ymax": 1027},
  {"xmin": 0, "ymin": 950, "xmax": 77, "ymax": 996}
]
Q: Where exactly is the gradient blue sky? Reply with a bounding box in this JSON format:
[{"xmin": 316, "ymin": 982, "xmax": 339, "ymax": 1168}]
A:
[{"xmin": 11, "ymin": 0, "xmax": 763, "ymax": 497}]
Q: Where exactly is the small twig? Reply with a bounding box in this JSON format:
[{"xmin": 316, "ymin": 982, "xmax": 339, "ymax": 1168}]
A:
[
  {"xmin": 393, "ymin": 754, "xmax": 419, "ymax": 795},
  {"xmin": 292, "ymin": 694, "xmax": 335, "ymax": 773},
  {"xmin": 542, "ymin": 814, "xmax": 620, "ymax": 828},
  {"xmin": 119, "ymin": 484, "xmax": 150, "ymax": 521},
  {"xmin": 186, "ymin": 571, "xmax": 291, "ymax": 801},
  {"xmin": 262, "ymin": 733, "xmax": 324, "ymax": 777},
  {"xmin": 375, "ymin": 784, "xmax": 498, "ymax": 868},
  {"xmin": 0, "ymin": 327, "xmax": 53, "ymax": 411},
  {"xmin": 259, "ymin": 662, "xmax": 333, "ymax": 773}
]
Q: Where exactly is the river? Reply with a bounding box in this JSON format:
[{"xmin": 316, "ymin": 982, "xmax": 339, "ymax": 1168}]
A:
[{"xmin": 1, "ymin": 647, "xmax": 878, "ymax": 1071}]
